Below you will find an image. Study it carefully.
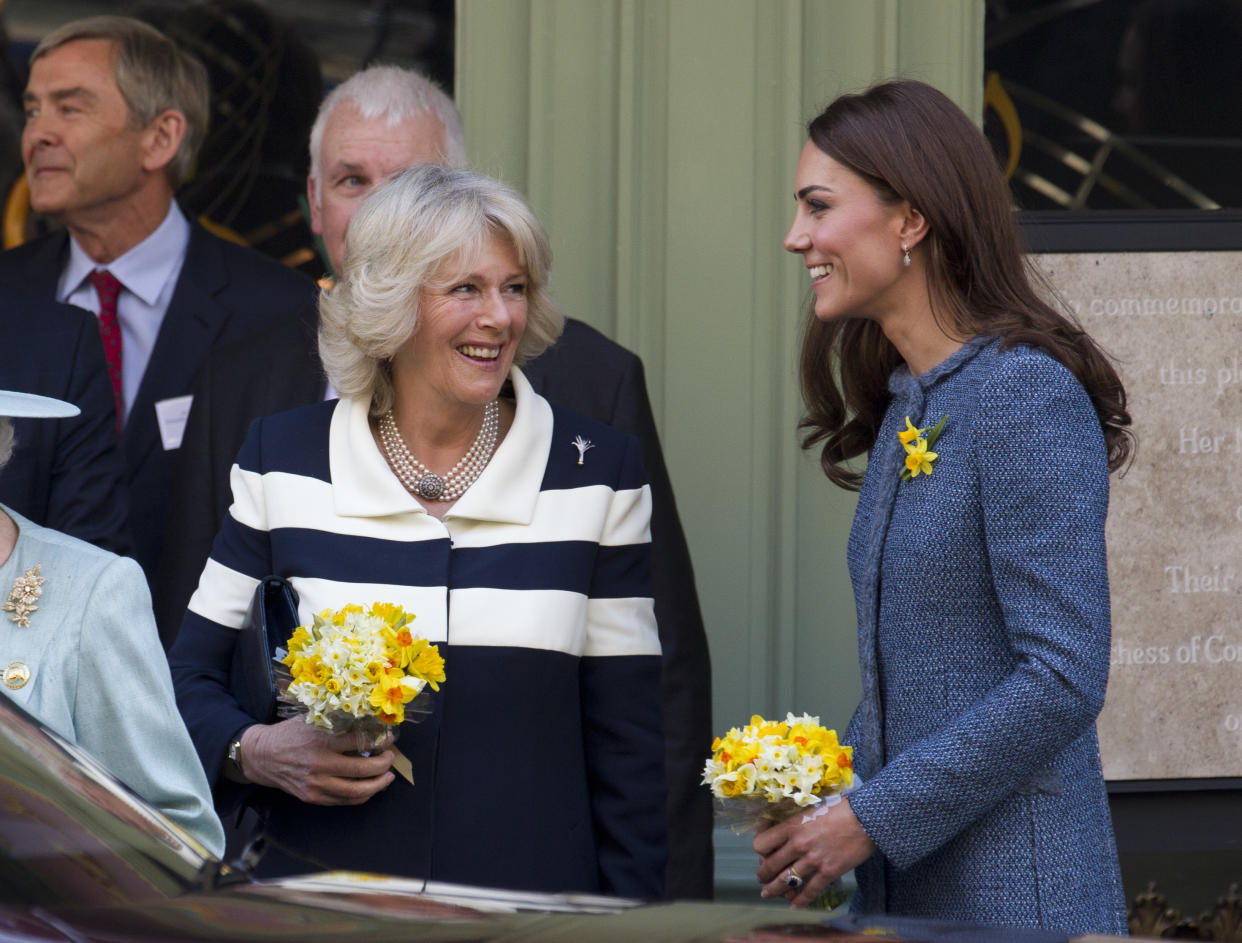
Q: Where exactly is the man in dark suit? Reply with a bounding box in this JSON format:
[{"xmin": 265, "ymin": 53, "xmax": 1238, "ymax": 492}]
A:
[
  {"xmin": 0, "ymin": 16, "xmax": 314, "ymax": 581},
  {"xmin": 157, "ymin": 65, "xmax": 715, "ymax": 899},
  {"xmin": 0, "ymin": 289, "xmax": 130, "ymax": 553}
]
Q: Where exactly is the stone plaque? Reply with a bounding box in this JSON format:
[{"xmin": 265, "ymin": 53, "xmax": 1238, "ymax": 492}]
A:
[{"xmin": 1035, "ymin": 251, "xmax": 1242, "ymax": 781}]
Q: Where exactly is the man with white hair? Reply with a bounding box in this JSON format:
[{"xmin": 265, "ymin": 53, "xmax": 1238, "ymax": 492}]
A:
[
  {"xmin": 305, "ymin": 66, "xmax": 467, "ymax": 282},
  {"xmin": 157, "ymin": 64, "xmax": 713, "ymax": 899}
]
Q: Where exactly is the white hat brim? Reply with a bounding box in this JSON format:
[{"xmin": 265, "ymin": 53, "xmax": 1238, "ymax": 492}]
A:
[{"xmin": 0, "ymin": 390, "xmax": 81, "ymax": 419}]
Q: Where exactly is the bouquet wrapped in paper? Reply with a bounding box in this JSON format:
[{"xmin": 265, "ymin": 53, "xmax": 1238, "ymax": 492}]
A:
[
  {"xmin": 702, "ymin": 712, "xmax": 857, "ymax": 908},
  {"xmin": 275, "ymin": 602, "xmax": 445, "ymax": 784}
]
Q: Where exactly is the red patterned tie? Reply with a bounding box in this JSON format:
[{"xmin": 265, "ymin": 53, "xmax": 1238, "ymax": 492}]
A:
[{"xmin": 88, "ymin": 269, "xmax": 124, "ymax": 435}]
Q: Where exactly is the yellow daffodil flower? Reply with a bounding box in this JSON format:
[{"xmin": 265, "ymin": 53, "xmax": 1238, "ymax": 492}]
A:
[
  {"xmin": 409, "ymin": 643, "xmax": 446, "ymax": 691},
  {"xmin": 286, "ymin": 625, "xmax": 311, "ymax": 653},
  {"xmin": 715, "ymin": 763, "xmax": 758, "ymax": 798},
  {"xmin": 368, "ymin": 671, "xmax": 421, "ymax": 725},
  {"xmin": 383, "ymin": 624, "xmax": 419, "ymax": 668},
  {"xmin": 369, "ymin": 601, "xmax": 410, "ymax": 628},
  {"xmin": 898, "ymin": 416, "xmax": 923, "ymax": 445},
  {"xmin": 303, "ymin": 655, "xmax": 329, "ymax": 685},
  {"xmin": 330, "ymin": 604, "xmax": 364, "ymax": 626},
  {"xmin": 898, "ymin": 413, "xmax": 949, "ymax": 482},
  {"xmin": 904, "ymin": 438, "xmax": 938, "ymax": 477},
  {"xmin": 750, "ymin": 715, "xmax": 788, "ymax": 738}
]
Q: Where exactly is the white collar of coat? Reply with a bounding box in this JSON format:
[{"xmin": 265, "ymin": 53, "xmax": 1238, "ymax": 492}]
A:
[{"xmin": 329, "ymin": 365, "xmax": 552, "ymax": 525}]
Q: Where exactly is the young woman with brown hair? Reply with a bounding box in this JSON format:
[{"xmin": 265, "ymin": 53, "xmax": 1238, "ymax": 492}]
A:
[{"xmin": 754, "ymin": 80, "xmax": 1131, "ymax": 935}]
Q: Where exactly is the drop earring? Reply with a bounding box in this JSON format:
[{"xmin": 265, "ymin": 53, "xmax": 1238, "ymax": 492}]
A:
[{"xmin": 902, "ymin": 244, "xmax": 911, "ymax": 267}]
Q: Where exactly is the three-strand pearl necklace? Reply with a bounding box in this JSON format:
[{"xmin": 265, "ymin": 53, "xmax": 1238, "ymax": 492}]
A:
[{"xmin": 378, "ymin": 399, "xmax": 500, "ymax": 502}]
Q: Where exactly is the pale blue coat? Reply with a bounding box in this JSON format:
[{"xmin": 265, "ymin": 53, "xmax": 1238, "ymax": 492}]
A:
[
  {"xmin": 0, "ymin": 506, "xmax": 223, "ymax": 856},
  {"xmin": 843, "ymin": 338, "xmax": 1127, "ymax": 935}
]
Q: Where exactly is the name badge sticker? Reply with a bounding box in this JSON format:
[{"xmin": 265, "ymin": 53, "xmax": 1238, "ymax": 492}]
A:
[{"xmin": 155, "ymin": 395, "xmax": 193, "ymax": 451}]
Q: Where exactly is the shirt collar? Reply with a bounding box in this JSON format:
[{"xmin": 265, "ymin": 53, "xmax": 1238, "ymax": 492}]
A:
[
  {"xmin": 330, "ymin": 366, "xmax": 553, "ymax": 525},
  {"xmin": 61, "ymin": 202, "xmax": 190, "ymax": 305}
]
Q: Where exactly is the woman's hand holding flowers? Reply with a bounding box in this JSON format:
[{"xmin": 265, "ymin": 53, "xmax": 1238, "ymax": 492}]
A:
[
  {"xmin": 754, "ymin": 798, "xmax": 876, "ymax": 908},
  {"xmin": 239, "ymin": 717, "xmax": 395, "ymax": 805}
]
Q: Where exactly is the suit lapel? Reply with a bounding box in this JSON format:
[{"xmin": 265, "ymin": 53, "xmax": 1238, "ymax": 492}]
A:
[{"xmin": 124, "ymin": 224, "xmax": 230, "ymax": 470}]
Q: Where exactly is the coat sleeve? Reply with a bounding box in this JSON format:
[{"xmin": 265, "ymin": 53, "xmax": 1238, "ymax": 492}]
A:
[
  {"xmin": 580, "ymin": 433, "xmax": 668, "ymax": 898},
  {"xmin": 168, "ymin": 419, "xmax": 269, "ymax": 793},
  {"xmin": 74, "ymin": 554, "xmax": 225, "ymax": 857},
  {"xmin": 848, "ymin": 354, "xmax": 1113, "ymax": 869}
]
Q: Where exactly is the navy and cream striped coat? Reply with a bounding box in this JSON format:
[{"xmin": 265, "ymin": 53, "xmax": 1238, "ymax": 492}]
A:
[
  {"xmin": 843, "ymin": 338, "xmax": 1127, "ymax": 934},
  {"xmin": 169, "ymin": 368, "xmax": 666, "ymax": 897}
]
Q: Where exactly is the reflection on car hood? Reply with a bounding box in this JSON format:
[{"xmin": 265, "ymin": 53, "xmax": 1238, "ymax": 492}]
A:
[
  {"xmin": 0, "ymin": 693, "xmax": 847, "ymax": 942},
  {"xmin": 0, "ymin": 692, "xmax": 213, "ymax": 911}
]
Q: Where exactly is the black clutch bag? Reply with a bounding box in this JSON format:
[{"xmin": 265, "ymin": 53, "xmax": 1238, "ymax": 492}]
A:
[{"xmin": 230, "ymin": 576, "xmax": 301, "ymax": 724}]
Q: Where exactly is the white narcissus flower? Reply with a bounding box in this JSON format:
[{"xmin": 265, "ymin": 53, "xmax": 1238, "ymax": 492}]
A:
[
  {"xmin": 709, "ymin": 769, "xmax": 739, "ymax": 799},
  {"xmin": 323, "ymin": 643, "xmax": 349, "ymax": 671},
  {"xmin": 786, "ymin": 711, "xmax": 821, "ymax": 728},
  {"xmin": 796, "ymin": 767, "xmax": 824, "ymax": 796},
  {"xmin": 701, "ymin": 758, "xmax": 722, "ymax": 785}
]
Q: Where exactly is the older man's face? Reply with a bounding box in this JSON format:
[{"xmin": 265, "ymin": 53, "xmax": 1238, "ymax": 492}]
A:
[
  {"xmin": 22, "ymin": 39, "xmax": 150, "ymax": 223},
  {"xmin": 308, "ymin": 103, "xmax": 448, "ymax": 276}
]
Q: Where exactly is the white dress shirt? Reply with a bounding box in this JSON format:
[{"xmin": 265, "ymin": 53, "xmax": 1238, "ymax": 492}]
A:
[{"xmin": 57, "ymin": 203, "xmax": 191, "ymax": 424}]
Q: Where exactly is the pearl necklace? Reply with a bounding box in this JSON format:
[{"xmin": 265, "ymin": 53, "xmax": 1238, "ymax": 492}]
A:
[{"xmin": 378, "ymin": 400, "xmax": 500, "ymax": 502}]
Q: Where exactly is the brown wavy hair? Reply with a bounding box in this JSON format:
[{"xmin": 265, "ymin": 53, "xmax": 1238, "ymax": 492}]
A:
[{"xmin": 798, "ymin": 80, "xmax": 1133, "ymax": 489}]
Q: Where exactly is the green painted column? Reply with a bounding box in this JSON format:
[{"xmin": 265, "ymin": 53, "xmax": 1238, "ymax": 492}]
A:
[{"xmin": 456, "ymin": 0, "xmax": 983, "ymax": 896}]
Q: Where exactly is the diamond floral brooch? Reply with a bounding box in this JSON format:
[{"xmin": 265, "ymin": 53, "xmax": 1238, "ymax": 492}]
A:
[{"xmin": 4, "ymin": 564, "xmax": 45, "ymax": 626}]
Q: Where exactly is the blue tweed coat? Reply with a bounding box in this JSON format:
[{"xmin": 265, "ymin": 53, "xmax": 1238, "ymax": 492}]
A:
[{"xmin": 843, "ymin": 338, "xmax": 1128, "ymax": 935}]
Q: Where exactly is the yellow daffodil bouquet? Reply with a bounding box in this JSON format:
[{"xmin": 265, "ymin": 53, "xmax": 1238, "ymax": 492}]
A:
[
  {"xmin": 702, "ymin": 712, "xmax": 855, "ymax": 827},
  {"xmin": 703, "ymin": 712, "xmax": 857, "ymax": 910},
  {"xmin": 274, "ymin": 602, "xmax": 445, "ymax": 784}
]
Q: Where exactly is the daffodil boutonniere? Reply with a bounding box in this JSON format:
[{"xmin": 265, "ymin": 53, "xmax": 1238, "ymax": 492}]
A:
[{"xmin": 899, "ymin": 414, "xmax": 948, "ymax": 481}]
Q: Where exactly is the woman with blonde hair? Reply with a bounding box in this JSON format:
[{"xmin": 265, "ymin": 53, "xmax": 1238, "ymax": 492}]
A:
[{"xmin": 170, "ymin": 165, "xmax": 666, "ymax": 896}]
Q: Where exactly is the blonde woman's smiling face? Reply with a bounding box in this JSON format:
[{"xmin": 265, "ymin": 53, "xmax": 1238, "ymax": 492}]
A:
[
  {"xmin": 784, "ymin": 140, "xmax": 912, "ymax": 324},
  {"xmin": 392, "ymin": 233, "xmax": 528, "ymax": 415}
]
